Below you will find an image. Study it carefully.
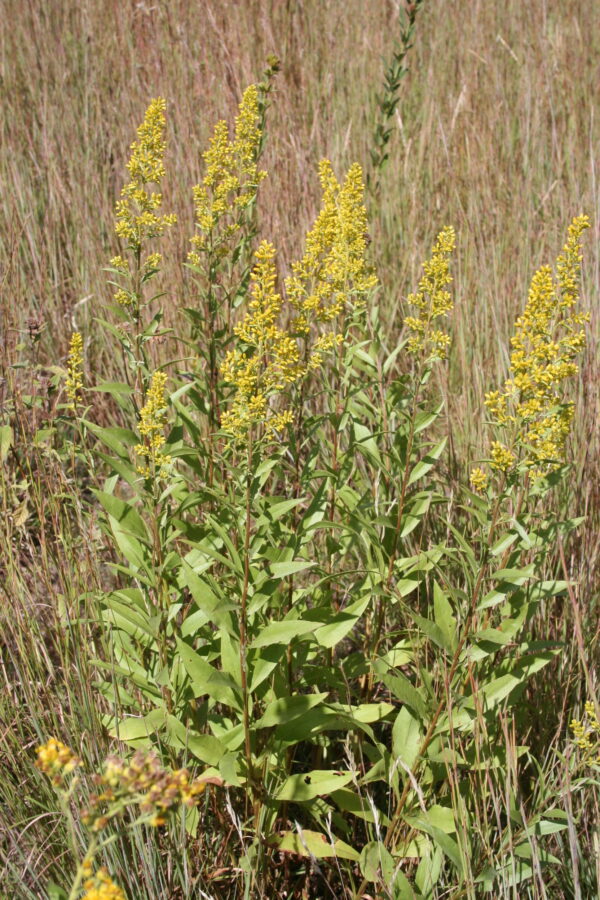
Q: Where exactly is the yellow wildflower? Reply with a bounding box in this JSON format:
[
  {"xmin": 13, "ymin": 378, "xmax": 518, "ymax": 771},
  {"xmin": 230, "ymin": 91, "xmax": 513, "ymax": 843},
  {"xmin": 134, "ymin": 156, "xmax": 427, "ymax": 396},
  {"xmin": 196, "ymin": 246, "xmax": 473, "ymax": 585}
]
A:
[
  {"xmin": 135, "ymin": 371, "xmax": 171, "ymax": 478},
  {"xmin": 469, "ymin": 467, "xmax": 489, "ymax": 492},
  {"xmin": 189, "ymin": 84, "xmax": 266, "ymax": 263},
  {"xmin": 221, "ymin": 241, "xmax": 303, "ymax": 440},
  {"xmin": 114, "ymin": 98, "xmax": 177, "ymax": 252},
  {"xmin": 82, "ymin": 750, "xmax": 210, "ymax": 833},
  {"xmin": 286, "ymin": 160, "xmax": 377, "ymax": 338},
  {"xmin": 82, "ymin": 868, "xmax": 127, "ymax": 900},
  {"xmin": 484, "ymin": 215, "xmax": 589, "ymax": 479},
  {"xmin": 405, "ymin": 226, "xmax": 456, "ymax": 359},
  {"xmin": 36, "ymin": 737, "xmax": 80, "ymax": 785},
  {"xmin": 490, "ymin": 441, "xmax": 516, "ymax": 473},
  {"xmin": 570, "ymin": 700, "xmax": 600, "ymax": 765},
  {"xmin": 65, "ymin": 332, "xmax": 84, "ymax": 410}
]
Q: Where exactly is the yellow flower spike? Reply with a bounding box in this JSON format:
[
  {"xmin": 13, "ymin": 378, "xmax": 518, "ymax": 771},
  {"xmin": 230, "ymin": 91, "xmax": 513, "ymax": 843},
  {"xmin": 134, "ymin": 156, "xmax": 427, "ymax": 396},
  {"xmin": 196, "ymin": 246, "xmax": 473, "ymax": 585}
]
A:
[
  {"xmin": 286, "ymin": 160, "xmax": 377, "ymax": 338},
  {"xmin": 405, "ymin": 226, "xmax": 456, "ymax": 360},
  {"xmin": 221, "ymin": 241, "xmax": 303, "ymax": 441},
  {"xmin": 114, "ymin": 98, "xmax": 177, "ymax": 252},
  {"xmin": 570, "ymin": 699, "xmax": 600, "ymax": 765},
  {"xmin": 135, "ymin": 371, "xmax": 171, "ymax": 478},
  {"xmin": 189, "ymin": 84, "xmax": 266, "ymax": 259},
  {"xmin": 483, "ymin": 215, "xmax": 590, "ymax": 481},
  {"xmin": 65, "ymin": 332, "xmax": 84, "ymax": 410}
]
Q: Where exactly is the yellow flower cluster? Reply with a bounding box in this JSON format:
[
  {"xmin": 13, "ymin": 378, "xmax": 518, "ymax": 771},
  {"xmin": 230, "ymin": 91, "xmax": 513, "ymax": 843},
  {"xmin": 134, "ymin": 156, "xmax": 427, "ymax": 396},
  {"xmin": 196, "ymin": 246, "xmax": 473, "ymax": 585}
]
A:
[
  {"xmin": 189, "ymin": 84, "xmax": 266, "ymax": 262},
  {"xmin": 485, "ymin": 215, "xmax": 590, "ymax": 479},
  {"xmin": 135, "ymin": 371, "xmax": 171, "ymax": 478},
  {"xmin": 221, "ymin": 241, "xmax": 302, "ymax": 439},
  {"xmin": 286, "ymin": 160, "xmax": 378, "ymax": 337},
  {"xmin": 469, "ymin": 467, "xmax": 489, "ymax": 493},
  {"xmin": 82, "ymin": 750, "xmax": 208, "ymax": 831},
  {"xmin": 36, "ymin": 737, "xmax": 80, "ymax": 785},
  {"xmin": 570, "ymin": 701, "xmax": 600, "ymax": 765},
  {"xmin": 82, "ymin": 868, "xmax": 127, "ymax": 900},
  {"xmin": 404, "ymin": 226, "xmax": 456, "ymax": 359},
  {"xmin": 114, "ymin": 98, "xmax": 177, "ymax": 253},
  {"xmin": 65, "ymin": 331, "xmax": 84, "ymax": 410}
]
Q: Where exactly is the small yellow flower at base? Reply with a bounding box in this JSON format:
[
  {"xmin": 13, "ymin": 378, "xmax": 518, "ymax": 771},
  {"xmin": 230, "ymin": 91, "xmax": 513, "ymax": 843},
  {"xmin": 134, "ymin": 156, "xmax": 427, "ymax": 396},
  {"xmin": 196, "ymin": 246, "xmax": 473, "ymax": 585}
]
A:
[
  {"xmin": 82, "ymin": 868, "xmax": 127, "ymax": 900},
  {"xmin": 469, "ymin": 467, "xmax": 489, "ymax": 493}
]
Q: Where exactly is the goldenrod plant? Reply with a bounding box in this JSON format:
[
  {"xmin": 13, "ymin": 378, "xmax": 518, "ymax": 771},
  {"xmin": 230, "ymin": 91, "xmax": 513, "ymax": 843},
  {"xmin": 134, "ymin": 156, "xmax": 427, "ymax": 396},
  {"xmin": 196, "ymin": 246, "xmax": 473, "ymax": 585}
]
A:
[
  {"xmin": 2, "ymin": 33, "xmax": 597, "ymax": 900},
  {"xmin": 71, "ymin": 80, "xmax": 595, "ymax": 898}
]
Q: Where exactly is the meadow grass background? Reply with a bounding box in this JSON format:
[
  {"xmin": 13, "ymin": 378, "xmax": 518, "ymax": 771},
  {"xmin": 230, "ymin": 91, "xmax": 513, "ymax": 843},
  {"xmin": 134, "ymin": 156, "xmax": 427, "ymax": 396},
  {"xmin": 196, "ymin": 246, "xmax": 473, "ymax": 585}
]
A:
[{"xmin": 1, "ymin": 0, "xmax": 599, "ymax": 896}]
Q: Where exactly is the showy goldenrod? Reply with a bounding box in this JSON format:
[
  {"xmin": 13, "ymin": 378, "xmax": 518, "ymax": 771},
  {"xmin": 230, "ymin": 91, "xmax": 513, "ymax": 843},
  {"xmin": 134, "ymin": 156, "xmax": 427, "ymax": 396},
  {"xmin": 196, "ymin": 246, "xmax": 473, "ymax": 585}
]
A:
[
  {"xmin": 570, "ymin": 701, "xmax": 600, "ymax": 765},
  {"xmin": 483, "ymin": 215, "xmax": 590, "ymax": 480},
  {"xmin": 115, "ymin": 98, "xmax": 177, "ymax": 252},
  {"xmin": 189, "ymin": 84, "xmax": 266, "ymax": 263},
  {"xmin": 404, "ymin": 226, "xmax": 456, "ymax": 359},
  {"xmin": 221, "ymin": 241, "xmax": 301, "ymax": 440},
  {"xmin": 111, "ymin": 99, "xmax": 176, "ymax": 312},
  {"xmin": 134, "ymin": 370, "xmax": 171, "ymax": 478},
  {"xmin": 286, "ymin": 160, "xmax": 377, "ymax": 339},
  {"xmin": 65, "ymin": 331, "xmax": 84, "ymax": 410}
]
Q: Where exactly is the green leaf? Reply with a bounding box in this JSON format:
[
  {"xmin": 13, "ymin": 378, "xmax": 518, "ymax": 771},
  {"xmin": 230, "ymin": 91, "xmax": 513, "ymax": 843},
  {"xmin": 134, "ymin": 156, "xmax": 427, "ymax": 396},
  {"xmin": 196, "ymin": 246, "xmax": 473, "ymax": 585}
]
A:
[
  {"xmin": 256, "ymin": 694, "xmax": 328, "ymax": 728},
  {"xmin": 392, "ymin": 706, "xmax": 422, "ymax": 770},
  {"xmin": 376, "ymin": 669, "xmax": 428, "ymax": 719},
  {"xmin": 250, "ymin": 619, "xmax": 318, "ymax": 649},
  {"xmin": 0, "ymin": 425, "xmax": 13, "ymax": 463},
  {"xmin": 313, "ymin": 595, "xmax": 370, "ymax": 648},
  {"xmin": 91, "ymin": 381, "xmax": 134, "ymax": 398},
  {"xmin": 94, "ymin": 491, "xmax": 149, "ymax": 541},
  {"xmin": 411, "ymin": 819, "xmax": 463, "ymax": 873},
  {"xmin": 46, "ymin": 885, "xmax": 69, "ymax": 900},
  {"xmin": 176, "ymin": 638, "xmax": 242, "ymax": 710},
  {"xmin": 433, "ymin": 582, "xmax": 457, "ymax": 652},
  {"xmin": 331, "ymin": 789, "xmax": 390, "ymax": 826},
  {"xmin": 360, "ymin": 840, "xmax": 395, "ymax": 885},
  {"xmin": 269, "ymin": 560, "xmax": 315, "ymax": 579},
  {"xmin": 276, "ymin": 770, "xmax": 354, "ymax": 802},
  {"xmin": 277, "ymin": 829, "xmax": 359, "ymax": 862},
  {"xmin": 111, "ymin": 707, "xmax": 166, "ymax": 742},
  {"xmin": 408, "ymin": 437, "xmax": 447, "ymax": 486}
]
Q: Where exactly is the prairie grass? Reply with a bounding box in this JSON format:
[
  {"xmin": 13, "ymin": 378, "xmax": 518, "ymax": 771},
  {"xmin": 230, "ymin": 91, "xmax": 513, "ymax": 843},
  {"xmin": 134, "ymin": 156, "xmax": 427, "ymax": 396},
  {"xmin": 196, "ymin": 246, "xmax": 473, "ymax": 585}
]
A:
[{"xmin": 0, "ymin": 1, "xmax": 598, "ymax": 898}]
